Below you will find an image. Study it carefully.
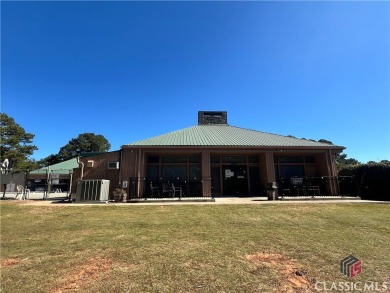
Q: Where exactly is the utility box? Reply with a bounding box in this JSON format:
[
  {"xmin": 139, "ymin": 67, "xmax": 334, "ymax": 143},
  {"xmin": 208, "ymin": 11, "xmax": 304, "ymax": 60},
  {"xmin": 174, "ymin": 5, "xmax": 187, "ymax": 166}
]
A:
[{"xmin": 76, "ymin": 180, "xmax": 110, "ymax": 201}]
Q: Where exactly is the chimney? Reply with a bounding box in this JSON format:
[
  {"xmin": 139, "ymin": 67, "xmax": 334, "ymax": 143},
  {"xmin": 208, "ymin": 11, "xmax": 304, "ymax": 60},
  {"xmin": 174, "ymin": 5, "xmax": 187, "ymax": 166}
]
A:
[{"xmin": 198, "ymin": 111, "xmax": 228, "ymax": 125}]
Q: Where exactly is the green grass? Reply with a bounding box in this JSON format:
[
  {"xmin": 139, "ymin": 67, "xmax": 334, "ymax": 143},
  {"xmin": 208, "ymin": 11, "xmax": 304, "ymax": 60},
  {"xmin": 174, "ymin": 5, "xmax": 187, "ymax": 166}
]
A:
[{"xmin": 1, "ymin": 202, "xmax": 389, "ymax": 292}]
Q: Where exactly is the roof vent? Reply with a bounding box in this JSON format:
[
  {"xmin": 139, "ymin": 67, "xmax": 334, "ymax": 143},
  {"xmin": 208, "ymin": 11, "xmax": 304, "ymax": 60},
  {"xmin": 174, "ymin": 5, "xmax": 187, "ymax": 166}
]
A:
[{"xmin": 198, "ymin": 111, "xmax": 228, "ymax": 125}]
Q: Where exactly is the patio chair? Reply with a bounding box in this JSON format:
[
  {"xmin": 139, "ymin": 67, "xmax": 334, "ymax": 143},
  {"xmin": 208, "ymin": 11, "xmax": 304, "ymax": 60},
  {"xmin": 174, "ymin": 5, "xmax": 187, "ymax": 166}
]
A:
[
  {"xmin": 306, "ymin": 177, "xmax": 321, "ymax": 197},
  {"xmin": 149, "ymin": 182, "xmax": 160, "ymax": 197},
  {"xmin": 161, "ymin": 183, "xmax": 172, "ymax": 197},
  {"xmin": 307, "ymin": 185, "xmax": 321, "ymax": 196},
  {"xmin": 279, "ymin": 178, "xmax": 291, "ymax": 199},
  {"xmin": 290, "ymin": 177, "xmax": 306, "ymax": 196},
  {"xmin": 171, "ymin": 183, "xmax": 182, "ymax": 197}
]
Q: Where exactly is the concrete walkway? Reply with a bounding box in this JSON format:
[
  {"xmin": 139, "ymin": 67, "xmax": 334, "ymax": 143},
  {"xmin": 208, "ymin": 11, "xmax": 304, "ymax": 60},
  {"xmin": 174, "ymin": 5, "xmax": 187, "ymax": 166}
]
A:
[{"xmin": 1, "ymin": 192, "xmax": 385, "ymax": 206}]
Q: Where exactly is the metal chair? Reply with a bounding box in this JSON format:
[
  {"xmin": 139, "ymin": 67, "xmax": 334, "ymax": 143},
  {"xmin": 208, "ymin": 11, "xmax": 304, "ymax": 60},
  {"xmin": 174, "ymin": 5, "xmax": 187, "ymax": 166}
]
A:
[
  {"xmin": 161, "ymin": 183, "xmax": 172, "ymax": 197},
  {"xmin": 307, "ymin": 185, "xmax": 321, "ymax": 196},
  {"xmin": 171, "ymin": 183, "xmax": 182, "ymax": 197},
  {"xmin": 149, "ymin": 182, "xmax": 160, "ymax": 197},
  {"xmin": 290, "ymin": 177, "xmax": 306, "ymax": 196},
  {"xmin": 279, "ymin": 178, "xmax": 291, "ymax": 199},
  {"xmin": 306, "ymin": 177, "xmax": 321, "ymax": 197}
]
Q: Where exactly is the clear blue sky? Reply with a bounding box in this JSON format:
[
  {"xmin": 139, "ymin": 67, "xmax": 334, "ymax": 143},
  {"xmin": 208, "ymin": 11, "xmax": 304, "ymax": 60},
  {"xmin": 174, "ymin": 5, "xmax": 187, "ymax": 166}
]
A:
[{"xmin": 2, "ymin": 1, "xmax": 389, "ymax": 163}]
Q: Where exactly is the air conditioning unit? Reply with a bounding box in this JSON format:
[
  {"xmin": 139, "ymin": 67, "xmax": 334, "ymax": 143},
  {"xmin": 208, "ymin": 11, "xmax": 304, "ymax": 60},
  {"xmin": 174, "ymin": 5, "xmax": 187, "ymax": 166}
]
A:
[{"xmin": 76, "ymin": 179, "xmax": 110, "ymax": 201}]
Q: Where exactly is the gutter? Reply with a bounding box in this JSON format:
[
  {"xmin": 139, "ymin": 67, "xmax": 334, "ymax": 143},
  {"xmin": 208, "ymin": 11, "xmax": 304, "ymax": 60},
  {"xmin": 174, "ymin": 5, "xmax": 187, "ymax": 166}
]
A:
[{"xmin": 77, "ymin": 157, "xmax": 84, "ymax": 180}]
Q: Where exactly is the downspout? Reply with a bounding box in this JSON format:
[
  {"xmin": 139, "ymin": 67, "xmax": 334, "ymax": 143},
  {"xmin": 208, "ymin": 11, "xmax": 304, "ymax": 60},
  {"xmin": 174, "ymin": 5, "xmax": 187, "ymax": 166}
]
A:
[
  {"xmin": 119, "ymin": 148, "xmax": 123, "ymax": 187},
  {"xmin": 77, "ymin": 157, "xmax": 84, "ymax": 181}
]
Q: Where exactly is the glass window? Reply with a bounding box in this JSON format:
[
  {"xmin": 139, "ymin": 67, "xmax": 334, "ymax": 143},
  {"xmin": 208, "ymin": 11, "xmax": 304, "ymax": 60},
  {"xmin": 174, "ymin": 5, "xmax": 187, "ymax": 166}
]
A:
[
  {"xmin": 280, "ymin": 165, "xmax": 305, "ymax": 178},
  {"xmin": 147, "ymin": 156, "xmax": 159, "ymax": 163},
  {"xmin": 222, "ymin": 156, "xmax": 246, "ymax": 163},
  {"xmin": 278, "ymin": 156, "xmax": 304, "ymax": 163},
  {"xmin": 189, "ymin": 164, "xmax": 201, "ymax": 178},
  {"xmin": 248, "ymin": 156, "xmax": 259, "ymax": 163},
  {"xmin": 161, "ymin": 156, "xmax": 187, "ymax": 163},
  {"xmin": 274, "ymin": 165, "xmax": 280, "ymax": 181},
  {"xmin": 211, "ymin": 167, "xmax": 221, "ymax": 194},
  {"xmin": 211, "ymin": 156, "xmax": 220, "ymax": 163},
  {"xmin": 147, "ymin": 166, "xmax": 159, "ymax": 179},
  {"xmin": 107, "ymin": 162, "xmax": 119, "ymax": 169},
  {"xmin": 189, "ymin": 156, "xmax": 201, "ymax": 163},
  {"xmin": 161, "ymin": 166, "xmax": 187, "ymax": 178},
  {"xmin": 305, "ymin": 156, "xmax": 316, "ymax": 163}
]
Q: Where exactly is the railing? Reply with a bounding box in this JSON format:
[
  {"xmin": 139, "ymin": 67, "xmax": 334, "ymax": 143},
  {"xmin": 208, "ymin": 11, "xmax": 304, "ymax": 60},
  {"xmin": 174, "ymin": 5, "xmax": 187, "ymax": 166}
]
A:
[
  {"xmin": 277, "ymin": 176, "xmax": 355, "ymax": 197},
  {"xmin": 127, "ymin": 177, "xmax": 212, "ymax": 199},
  {"xmin": 127, "ymin": 176, "xmax": 355, "ymax": 199}
]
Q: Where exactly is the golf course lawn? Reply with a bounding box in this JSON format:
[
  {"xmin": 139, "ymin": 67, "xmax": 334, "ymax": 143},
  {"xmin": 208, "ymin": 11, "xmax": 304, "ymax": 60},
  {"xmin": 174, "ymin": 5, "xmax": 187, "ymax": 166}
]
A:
[{"xmin": 1, "ymin": 202, "xmax": 389, "ymax": 292}]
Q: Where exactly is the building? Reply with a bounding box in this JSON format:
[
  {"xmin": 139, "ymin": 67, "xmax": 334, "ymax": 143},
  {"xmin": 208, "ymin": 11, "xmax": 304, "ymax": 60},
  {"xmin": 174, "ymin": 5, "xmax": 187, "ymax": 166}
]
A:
[{"xmin": 72, "ymin": 111, "xmax": 344, "ymax": 198}]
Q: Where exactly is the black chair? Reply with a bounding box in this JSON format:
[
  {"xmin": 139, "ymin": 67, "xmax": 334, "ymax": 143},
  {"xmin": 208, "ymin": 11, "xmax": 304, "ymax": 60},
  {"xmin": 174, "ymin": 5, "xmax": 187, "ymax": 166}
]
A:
[
  {"xmin": 279, "ymin": 178, "xmax": 291, "ymax": 199},
  {"xmin": 149, "ymin": 182, "xmax": 160, "ymax": 197},
  {"xmin": 171, "ymin": 183, "xmax": 182, "ymax": 197},
  {"xmin": 306, "ymin": 177, "xmax": 321, "ymax": 197},
  {"xmin": 307, "ymin": 185, "xmax": 321, "ymax": 196},
  {"xmin": 161, "ymin": 183, "xmax": 172, "ymax": 197},
  {"xmin": 291, "ymin": 177, "xmax": 306, "ymax": 196}
]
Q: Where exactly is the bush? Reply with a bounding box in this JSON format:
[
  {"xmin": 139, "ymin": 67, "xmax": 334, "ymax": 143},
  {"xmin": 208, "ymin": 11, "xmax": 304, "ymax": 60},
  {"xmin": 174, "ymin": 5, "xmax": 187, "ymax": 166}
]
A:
[{"xmin": 339, "ymin": 162, "xmax": 390, "ymax": 201}]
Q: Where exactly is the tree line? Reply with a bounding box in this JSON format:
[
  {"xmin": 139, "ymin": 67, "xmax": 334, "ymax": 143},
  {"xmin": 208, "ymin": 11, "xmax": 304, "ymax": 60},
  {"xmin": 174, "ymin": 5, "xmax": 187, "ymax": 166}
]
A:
[{"xmin": 1, "ymin": 113, "xmax": 110, "ymax": 172}]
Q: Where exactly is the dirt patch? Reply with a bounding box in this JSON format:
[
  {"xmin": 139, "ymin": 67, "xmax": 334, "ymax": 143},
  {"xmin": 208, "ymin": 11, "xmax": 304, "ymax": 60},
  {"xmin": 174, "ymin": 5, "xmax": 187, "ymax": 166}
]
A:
[
  {"xmin": 246, "ymin": 252, "xmax": 313, "ymax": 293},
  {"xmin": 51, "ymin": 257, "xmax": 112, "ymax": 292},
  {"xmin": 0, "ymin": 258, "xmax": 21, "ymax": 267}
]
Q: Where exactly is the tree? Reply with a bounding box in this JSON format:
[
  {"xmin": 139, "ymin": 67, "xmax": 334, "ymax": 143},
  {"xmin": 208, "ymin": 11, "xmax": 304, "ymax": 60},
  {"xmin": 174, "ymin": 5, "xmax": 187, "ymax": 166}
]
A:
[
  {"xmin": 38, "ymin": 133, "xmax": 111, "ymax": 165},
  {"xmin": 37, "ymin": 154, "xmax": 61, "ymax": 168},
  {"xmin": 318, "ymin": 139, "xmax": 334, "ymax": 145},
  {"xmin": 336, "ymin": 152, "xmax": 360, "ymax": 171},
  {"xmin": 0, "ymin": 113, "xmax": 38, "ymax": 172},
  {"xmin": 38, "ymin": 133, "xmax": 110, "ymax": 165}
]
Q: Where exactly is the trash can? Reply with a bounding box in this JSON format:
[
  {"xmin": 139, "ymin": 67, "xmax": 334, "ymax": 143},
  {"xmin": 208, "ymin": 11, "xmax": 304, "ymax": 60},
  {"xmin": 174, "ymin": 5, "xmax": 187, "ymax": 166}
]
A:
[{"xmin": 267, "ymin": 182, "xmax": 278, "ymax": 201}]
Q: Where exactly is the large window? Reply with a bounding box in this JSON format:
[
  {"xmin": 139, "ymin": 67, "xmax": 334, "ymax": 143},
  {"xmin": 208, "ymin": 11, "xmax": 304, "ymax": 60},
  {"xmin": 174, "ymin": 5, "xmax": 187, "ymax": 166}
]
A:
[
  {"xmin": 274, "ymin": 155, "xmax": 317, "ymax": 180},
  {"xmin": 146, "ymin": 155, "xmax": 201, "ymax": 180}
]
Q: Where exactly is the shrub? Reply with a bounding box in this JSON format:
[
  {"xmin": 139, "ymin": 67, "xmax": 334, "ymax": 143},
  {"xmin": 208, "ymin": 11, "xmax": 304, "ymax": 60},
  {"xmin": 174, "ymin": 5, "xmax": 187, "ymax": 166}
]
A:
[{"xmin": 339, "ymin": 162, "xmax": 390, "ymax": 201}]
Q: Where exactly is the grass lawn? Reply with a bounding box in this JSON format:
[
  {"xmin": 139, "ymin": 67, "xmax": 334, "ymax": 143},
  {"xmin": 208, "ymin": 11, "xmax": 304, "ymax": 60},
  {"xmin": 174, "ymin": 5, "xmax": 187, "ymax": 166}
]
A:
[{"xmin": 1, "ymin": 202, "xmax": 389, "ymax": 292}]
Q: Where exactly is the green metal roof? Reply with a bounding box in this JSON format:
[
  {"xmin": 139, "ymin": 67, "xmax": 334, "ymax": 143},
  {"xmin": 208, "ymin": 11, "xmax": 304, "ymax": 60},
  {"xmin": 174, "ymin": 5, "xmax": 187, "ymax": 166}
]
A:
[
  {"xmin": 126, "ymin": 125, "xmax": 343, "ymax": 148},
  {"xmin": 30, "ymin": 158, "xmax": 79, "ymax": 174}
]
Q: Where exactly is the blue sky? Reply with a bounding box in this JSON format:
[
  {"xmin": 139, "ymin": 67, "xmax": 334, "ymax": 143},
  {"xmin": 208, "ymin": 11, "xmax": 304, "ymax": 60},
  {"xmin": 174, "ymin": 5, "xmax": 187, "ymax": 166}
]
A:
[{"xmin": 2, "ymin": 1, "xmax": 389, "ymax": 163}]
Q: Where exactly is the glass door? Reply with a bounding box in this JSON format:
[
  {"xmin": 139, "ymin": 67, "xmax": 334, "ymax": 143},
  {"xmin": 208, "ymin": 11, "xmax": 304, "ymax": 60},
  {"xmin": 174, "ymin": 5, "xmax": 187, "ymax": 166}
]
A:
[{"xmin": 222, "ymin": 165, "xmax": 248, "ymax": 195}]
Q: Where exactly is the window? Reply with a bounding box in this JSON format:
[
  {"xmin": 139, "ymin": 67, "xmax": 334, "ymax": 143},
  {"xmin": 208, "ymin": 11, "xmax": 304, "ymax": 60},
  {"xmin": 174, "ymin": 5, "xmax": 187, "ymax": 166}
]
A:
[
  {"xmin": 146, "ymin": 155, "xmax": 201, "ymax": 179},
  {"xmin": 147, "ymin": 156, "xmax": 159, "ymax": 163},
  {"xmin": 305, "ymin": 156, "xmax": 316, "ymax": 163},
  {"xmin": 248, "ymin": 156, "xmax": 259, "ymax": 163},
  {"xmin": 222, "ymin": 156, "xmax": 246, "ymax": 163},
  {"xmin": 108, "ymin": 162, "xmax": 119, "ymax": 169},
  {"xmin": 278, "ymin": 156, "xmax": 304, "ymax": 163},
  {"xmin": 273, "ymin": 155, "xmax": 318, "ymax": 180},
  {"xmin": 161, "ymin": 166, "xmax": 187, "ymax": 178},
  {"xmin": 211, "ymin": 156, "xmax": 220, "ymax": 163},
  {"xmin": 161, "ymin": 156, "xmax": 187, "ymax": 163}
]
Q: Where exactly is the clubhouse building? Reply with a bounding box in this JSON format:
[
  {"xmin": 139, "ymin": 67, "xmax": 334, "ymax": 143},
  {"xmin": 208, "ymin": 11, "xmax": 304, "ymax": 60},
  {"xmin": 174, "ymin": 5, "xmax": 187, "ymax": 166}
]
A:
[{"xmin": 72, "ymin": 111, "xmax": 344, "ymax": 198}]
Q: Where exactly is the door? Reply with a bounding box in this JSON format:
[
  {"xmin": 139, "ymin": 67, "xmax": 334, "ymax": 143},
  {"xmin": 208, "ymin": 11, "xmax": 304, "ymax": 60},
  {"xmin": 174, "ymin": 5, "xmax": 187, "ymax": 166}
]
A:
[{"xmin": 222, "ymin": 165, "xmax": 248, "ymax": 195}]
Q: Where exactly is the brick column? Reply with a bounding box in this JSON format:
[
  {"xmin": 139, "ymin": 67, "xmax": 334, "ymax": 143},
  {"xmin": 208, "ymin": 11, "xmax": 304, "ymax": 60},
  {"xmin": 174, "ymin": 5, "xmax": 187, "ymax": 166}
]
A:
[
  {"xmin": 201, "ymin": 151, "xmax": 211, "ymax": 196},
  {"xmin": 265, "ymin": 152, "xmax": 276, "ymax": 183}
]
